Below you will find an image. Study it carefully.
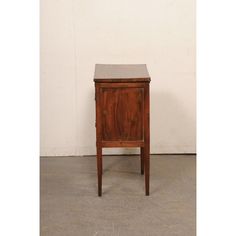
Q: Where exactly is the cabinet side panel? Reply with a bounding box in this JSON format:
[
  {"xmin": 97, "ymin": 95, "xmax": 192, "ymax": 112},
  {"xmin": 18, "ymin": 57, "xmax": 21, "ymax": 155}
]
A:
[{"xmin": 101, "ymin": 87, "xmax": 144, "ymax": 141}]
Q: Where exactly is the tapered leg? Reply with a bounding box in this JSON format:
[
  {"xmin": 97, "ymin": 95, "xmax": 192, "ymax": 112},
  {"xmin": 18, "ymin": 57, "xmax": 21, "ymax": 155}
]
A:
[
  {"xmin": 144, "ymin": 145, "xmax": 150, "ymax": 196},
  {"xmin": 140, "ymin": 147, "xmax": 144, "ymax": 175},
  {"xmin": 97, "ymin": 146, "xmax": 102, "ymax": 196}
]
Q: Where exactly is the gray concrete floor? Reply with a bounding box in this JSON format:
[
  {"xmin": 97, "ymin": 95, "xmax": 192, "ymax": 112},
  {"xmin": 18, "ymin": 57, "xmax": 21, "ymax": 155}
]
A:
[{"xmin": 40, "ymin": 155, "xmax": 196, "ymax": 236}]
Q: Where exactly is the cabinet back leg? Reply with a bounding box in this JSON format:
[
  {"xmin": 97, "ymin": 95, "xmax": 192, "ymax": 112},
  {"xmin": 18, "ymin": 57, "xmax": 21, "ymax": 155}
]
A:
[{"xmin": 140, "ymin": 147, "xmax": 144, "ymax": 175}]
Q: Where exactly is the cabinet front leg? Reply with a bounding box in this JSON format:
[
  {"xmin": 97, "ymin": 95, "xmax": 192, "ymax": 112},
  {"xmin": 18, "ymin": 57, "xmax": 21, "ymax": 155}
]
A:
[
  {"xmin": 144, "ymin": 145, "xmax": 150, "ymax": 196},
  {"xmin": 97, "ymin": 146, "xmax": 102, "ymax": 196}
]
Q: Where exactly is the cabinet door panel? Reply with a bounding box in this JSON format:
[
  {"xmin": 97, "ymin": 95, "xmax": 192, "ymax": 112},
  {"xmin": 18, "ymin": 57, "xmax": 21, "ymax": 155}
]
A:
[{"xmin": 101, "ymin": 87, "xmax": 144, "ymax": 141}]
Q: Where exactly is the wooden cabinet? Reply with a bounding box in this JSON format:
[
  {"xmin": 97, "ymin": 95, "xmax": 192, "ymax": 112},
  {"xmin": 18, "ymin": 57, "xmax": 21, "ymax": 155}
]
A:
[{"xmin": 94, "ymin": 64, "xmax": 151, "ymax": 196}]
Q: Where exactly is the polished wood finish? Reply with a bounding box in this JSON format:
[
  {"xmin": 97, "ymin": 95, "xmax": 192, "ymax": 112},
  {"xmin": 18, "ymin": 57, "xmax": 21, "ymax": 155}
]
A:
[
  {"xmin": 101, "ymin": 87, "xmax": 144, "ymax": 141},
  {"xmin": 94, "ymin": 64, "xmax": 150, "ymax": 196},
  {"xmin": 94, "ymin": 64, "xmax": 150, "ymax": 82}
]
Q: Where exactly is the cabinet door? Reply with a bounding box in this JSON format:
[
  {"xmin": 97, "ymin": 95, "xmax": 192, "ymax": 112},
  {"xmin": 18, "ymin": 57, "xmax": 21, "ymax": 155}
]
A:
[{"xmin": 101, "ymin": 87, "xmax": 144, "ymax": 141}]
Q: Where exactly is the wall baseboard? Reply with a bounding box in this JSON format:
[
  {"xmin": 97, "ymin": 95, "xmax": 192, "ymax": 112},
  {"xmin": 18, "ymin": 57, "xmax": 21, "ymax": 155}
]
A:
[{"xmin": 40, "ymin": 145, "xmax": 196, "ymax": 157}]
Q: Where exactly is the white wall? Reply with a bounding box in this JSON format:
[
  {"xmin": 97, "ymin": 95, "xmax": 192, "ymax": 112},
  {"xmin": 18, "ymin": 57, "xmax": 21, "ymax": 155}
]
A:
[{"xmin": 40, "ymin": 0, "xmax": 196, "ymax": 156}]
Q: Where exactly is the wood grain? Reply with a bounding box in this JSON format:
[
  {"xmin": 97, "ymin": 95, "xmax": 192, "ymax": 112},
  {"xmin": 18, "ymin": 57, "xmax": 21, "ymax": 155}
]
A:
[{"xmin": 101, "ymin": 87, "xmax": 144, "ymax": 141}]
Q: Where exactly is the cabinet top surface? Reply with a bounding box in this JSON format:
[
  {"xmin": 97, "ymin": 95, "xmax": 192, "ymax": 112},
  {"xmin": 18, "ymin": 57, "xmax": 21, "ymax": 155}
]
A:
[{"xmin": 94, "ymin": 64, "xmax": 150, "ymax": 82}]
